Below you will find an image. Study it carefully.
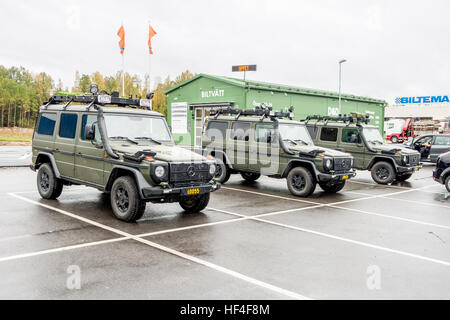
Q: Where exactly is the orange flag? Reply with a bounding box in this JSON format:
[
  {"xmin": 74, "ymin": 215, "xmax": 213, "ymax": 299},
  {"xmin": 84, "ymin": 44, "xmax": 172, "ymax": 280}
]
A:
[
  {"xmin": 117, "ymin": 25, "xmax": 125, "ymax": 54},
  {"xmin": 148, "ymin": 24, "xmax": 157, "ymax": 54}
]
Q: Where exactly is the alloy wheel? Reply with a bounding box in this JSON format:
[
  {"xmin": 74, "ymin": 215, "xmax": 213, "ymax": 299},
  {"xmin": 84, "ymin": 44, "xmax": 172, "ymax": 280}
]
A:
[{"xmin": 115, "ymin": 187, "xmax": 129, "ymax": 213}]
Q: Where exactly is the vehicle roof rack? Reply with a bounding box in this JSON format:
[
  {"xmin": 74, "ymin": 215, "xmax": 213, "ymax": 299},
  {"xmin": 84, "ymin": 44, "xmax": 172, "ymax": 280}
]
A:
[
  {"xmin": 304, "ymin": 112, "xmax": 370, "ymax": 125},
  {"xmin": 42, "ymin": 84, "xmax": 154, "ymax": 111},
  {"xmin": 209, "ymin": 104, "xmax": 295, "ymax": 122}
]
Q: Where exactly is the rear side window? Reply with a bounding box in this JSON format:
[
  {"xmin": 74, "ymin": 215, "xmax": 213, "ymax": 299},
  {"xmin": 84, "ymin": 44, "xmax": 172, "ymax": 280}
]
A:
[
  {"xmin": 37, "ymin": 112, "xmax": 57, "ymax": 136},
  {"xmin": 205, "ymin": 121, "xmax": 228, "ymax": 140},
  {"xmin": 341, "ymin": 128, "xmax": 361, "ymax": 144},
  {"xmin": 434, "ymin": 136, "xmax": 450, "ymax": 146},
  {"xmin": 59, "ymin": 114, "xmax": 78, "ymax": 139},
  {"xmin": 307, "ymin": 126, "xmax": 318, "ymax": 139},
  {"xmin": 320, "ymin": 127, "xmax": 338, "ymax": 142},
  {"xmin": 231, "ymin": 122, "xmax": 251, "ymax": 141}
]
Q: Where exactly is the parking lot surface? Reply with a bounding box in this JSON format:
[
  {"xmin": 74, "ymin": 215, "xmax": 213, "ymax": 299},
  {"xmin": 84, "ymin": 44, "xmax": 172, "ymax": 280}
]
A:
[{"xmin": 0, "ymin": 165, "xmax": 449, "ymax": 299}]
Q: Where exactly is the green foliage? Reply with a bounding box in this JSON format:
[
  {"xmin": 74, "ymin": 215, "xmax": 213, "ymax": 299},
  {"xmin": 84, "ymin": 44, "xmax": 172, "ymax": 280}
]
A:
[{"xmin": 0, "ymin": 64, "xmax": 195, "ymax": 127}]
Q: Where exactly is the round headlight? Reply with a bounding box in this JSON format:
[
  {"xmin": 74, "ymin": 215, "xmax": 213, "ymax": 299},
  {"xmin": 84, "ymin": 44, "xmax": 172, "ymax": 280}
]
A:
[
  {"xmin": 325, "ymin": 159, "xmax": 332, "ymax": 170},
  {"xmin": 209, "ymin": 163, "xmax": 216, "ymax": 175},
  {"xmin": 154, "ymin": 166, "xmax": 165, "ymax": 178}
]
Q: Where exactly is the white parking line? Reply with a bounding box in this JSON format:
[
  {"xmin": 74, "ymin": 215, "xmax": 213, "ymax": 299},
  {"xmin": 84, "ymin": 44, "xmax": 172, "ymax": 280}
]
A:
[
  {"xmin": 347, "ymin": 191, "xmax": 450, "ymax": 209},
  {"xmin": 7, "ymin": 193, "xmax": 310, "ymax": 300},
  {"xmin": 207, "ymin": 207, "xmax": 450, "ymax": 268}
]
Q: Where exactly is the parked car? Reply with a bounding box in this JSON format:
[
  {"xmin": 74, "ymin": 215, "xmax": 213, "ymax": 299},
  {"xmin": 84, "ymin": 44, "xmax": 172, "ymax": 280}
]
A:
[
  {"xmin": 305, "ymin": 114, "xmax": 422, "ymax": 184},
  {"xmin": 202, "ymin": 106, "xmax": 356, "ymax": 197},
  {"xmin": 31, "ymin": 88, "xmax": 219, "ymax": 222},
  {"xmin": 433, "ymin": 151, "xmax": 450, "ymax": 192},
  {"xmin": 403, "ymin": 134, "xmax": 450, "ymax": 163}
]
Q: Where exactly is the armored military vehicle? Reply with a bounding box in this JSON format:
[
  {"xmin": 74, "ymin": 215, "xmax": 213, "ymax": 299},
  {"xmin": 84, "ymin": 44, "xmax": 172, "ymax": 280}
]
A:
[
  {"xmin": 202, "ymin": 106, "xmax": 355, "ymax": 197},
  {"xmin": 31, "ymin": 86, "xmax": 219, "ymax": 222},
  {"xmin": 305, "ymin": 114, "xmax": 421, "ymax": 184}
]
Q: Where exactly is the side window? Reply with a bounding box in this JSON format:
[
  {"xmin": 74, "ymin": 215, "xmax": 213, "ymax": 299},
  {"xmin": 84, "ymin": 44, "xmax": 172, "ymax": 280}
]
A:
[
  {"xmin": 205, "ymin": 121, "xmax": 228, "ymax": 140},
  {"xmin": 80, "ymin": 114, "xmax": 100, "ymax": 141},
  {"xmin": 307, "ymin": 126, "xmax": 318, "ymax": 139},
  {"xmin": 341, "ymin": 128, "xmax": 361, "ymax": 144},
  {"xmin": 37, "ymin": 112, "xmax": 57, "ymax": 136},
  {"xmin": 434, "ymin": 136, "xmax": 450, "ymax": 146},
  {"xmin": 320, "ymin": 127, "xmax": 338, "ymax": 142},
  {"xmin": 255, "ymin": 124, "xmax": 275, "ymax": 143},
  {"xmin": 231, "ymin": 122, "xmax": 251, "ymax": 141},
  {"xmin": 59, "ymin": 113, "xmax": 78, "ymax": 139}
]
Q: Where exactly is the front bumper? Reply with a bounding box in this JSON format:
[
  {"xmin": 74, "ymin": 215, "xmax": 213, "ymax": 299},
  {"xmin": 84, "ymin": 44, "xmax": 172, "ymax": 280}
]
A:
[
  {"xmin": 397, "ymin": 164, "xmax": 422, "ymax": 174},
  {"xmin": 317, "ymin": 170, "xmax": 357, "ymax": 183},
  {"xmin": 141, "ymin": 181, "xmax": 221, "ymax": 201}
]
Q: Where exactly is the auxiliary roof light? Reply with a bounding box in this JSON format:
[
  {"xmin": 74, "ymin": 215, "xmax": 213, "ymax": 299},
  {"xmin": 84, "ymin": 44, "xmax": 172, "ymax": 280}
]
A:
[{"xmin": 90, "ymin": 83, "xmax": 99, "ymax": 95}]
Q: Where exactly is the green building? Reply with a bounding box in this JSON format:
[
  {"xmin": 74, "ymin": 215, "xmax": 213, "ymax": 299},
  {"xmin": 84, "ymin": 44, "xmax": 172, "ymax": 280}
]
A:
[{"xmin": 164, "ymin": 74, "xmax": 386, "ymax": 147}]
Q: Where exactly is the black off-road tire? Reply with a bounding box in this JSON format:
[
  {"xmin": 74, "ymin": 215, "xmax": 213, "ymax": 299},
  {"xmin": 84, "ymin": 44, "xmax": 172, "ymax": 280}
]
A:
[
  {"xmin": 286, "ymin": 167, "xmax": 316, "ymax": 197},
  {"xmin": 396, "ymin": 173, "xmax": 413, "ymax": 182},
  {"xmin": 179, "ymin": 193, "xmax": 210, "ymax": 214},
  {"xmin": 37, "ymin": 163, "xmax": 63, "ymax": 200},
  {"xmin": 319, "ymin": 180, "xmax": 346, "ymax": 193},
  {"xmin": 390, "ymin": 136, "xmax": 399, "ymax": 144},
  {"xmin": 445, "ymin": 175, "xmax": 450, "ymax": 193},
  {"xmin": 110, "ymin": 176, "xmax": 146, "ymax": 222},
  {"xmin": 371, "ymin": 161, "xmax": 396, "ymax": 185},
  {"xmin": 240, "ymin": 172, "xmax": 261, "ymax": 182},
  {"xmin": 214, "ymin": 158, "xmax": 231, "ymax": 184}
]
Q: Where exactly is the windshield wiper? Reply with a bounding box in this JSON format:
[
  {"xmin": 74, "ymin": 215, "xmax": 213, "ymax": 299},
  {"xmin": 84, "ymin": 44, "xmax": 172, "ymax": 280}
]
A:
[
  {"xmin": 134, "ymin": 137, "xmax": 162, "ymax": 145},
  {"xmin": 294, "ymin": 139, "xmax": 309, "ymax": 145},
  {"xmin": 109, "ymin": 136, "xmax": 138, "ymax": 144},
  {"xmin": 283, "ymin": 139, "xmax": 298, "ymax": 145}
]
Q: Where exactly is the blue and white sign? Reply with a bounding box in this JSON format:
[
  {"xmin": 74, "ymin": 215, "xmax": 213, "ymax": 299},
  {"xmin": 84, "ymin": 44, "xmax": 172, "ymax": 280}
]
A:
[{"xmin": 395, "ymin": 95, "xmax": 449, "ymax": 104}]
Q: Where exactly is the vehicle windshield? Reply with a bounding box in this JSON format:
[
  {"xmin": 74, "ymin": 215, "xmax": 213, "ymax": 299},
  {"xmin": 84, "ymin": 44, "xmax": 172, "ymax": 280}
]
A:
[
  {"xmin": 363, "ymin": 127, "xmax": 384, "ymax": 144},
  {"xmin": 104, "ymin": 114, "xmax": 172, "ymax": 142},
  {"xmin": 278, "ymin": 124, "xmax": 313, "ymax": 145}
]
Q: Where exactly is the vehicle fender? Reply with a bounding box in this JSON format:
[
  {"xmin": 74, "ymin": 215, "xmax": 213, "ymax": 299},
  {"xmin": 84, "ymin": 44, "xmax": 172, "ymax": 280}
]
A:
[
  {"xmin": 204, "ymin": 148, "xmax": 234, "ymax": 169},
  {"xmin": 282, "ymin": 159, "xmax": 320, "ymax": 179},
  {"xmin": 367, "ymin": 156, "xmax": 398, "ymax": 170},
  {"xmin": 35, "ymin": 152, "xmax": 61, "ymax": 178},
  {"xmin": 441, "ymin": 167, "xmax": 450, "ymax": 180},
  {"xmin": 105, "ymin": 165, "xmax": 152, "ymax": 198}
]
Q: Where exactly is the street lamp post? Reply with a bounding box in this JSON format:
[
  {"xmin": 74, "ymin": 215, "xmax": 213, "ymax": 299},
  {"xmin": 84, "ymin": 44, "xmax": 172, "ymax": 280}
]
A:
[{"xmin": 338, "ymin": 59, "xmax": 347, "ymax": 114}]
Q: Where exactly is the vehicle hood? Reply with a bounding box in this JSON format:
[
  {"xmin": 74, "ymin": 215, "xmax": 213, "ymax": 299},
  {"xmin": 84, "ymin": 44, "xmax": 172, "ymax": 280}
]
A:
[
  {"xmin": 286, "ymin": 144, "xmax": 350, "ymax": 157},
  {"xmin": 369, "ymin": 143, "xmax": 419, "ymax": 155},
  {"xmin": 110, "ymin": 141, "xmax": 206, "ymax": 162}
]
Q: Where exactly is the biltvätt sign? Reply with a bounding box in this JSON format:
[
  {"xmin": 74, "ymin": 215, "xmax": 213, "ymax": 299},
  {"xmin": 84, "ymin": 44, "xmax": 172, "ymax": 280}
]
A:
[
  {"xmin": 201, "ymin": 89, "xmax": 225, "ymax": 98},
  {"xmin": 395, "ymin": 95, "xmax": 450, "ymax": 104}
]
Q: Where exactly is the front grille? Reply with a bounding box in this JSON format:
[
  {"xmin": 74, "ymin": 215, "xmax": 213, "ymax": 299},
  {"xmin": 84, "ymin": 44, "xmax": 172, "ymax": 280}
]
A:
[
  {"xmin": 169, "ymin": 162, "xmax": 211, "ymax": 186},
  {"xmin": 409, "ymin": 154, "xmax": 420, "ymax": 166},
  {"xmin": 334, "ymin": 157, "xmax": 352, "ymax": 171}
]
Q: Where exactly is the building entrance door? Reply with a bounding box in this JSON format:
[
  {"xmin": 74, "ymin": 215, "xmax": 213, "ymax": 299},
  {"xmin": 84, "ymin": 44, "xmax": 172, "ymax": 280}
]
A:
[{"xmin": 194, "ymin": 108, "xmax": 210, "ymax": 148}]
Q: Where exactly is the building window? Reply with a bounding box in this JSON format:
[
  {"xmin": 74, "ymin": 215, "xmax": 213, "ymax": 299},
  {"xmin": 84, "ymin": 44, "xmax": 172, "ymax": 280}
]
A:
[
  {"xmin": 320, "ymin": 127, "xmax": 338, "ymax": 142},
  {"xmin": 231, "ymin": 122, "xmax": 250, "ymax": 141},
  {"xmin": 341, "ymin": 128, "xmax": 361, "ymax": 144},
  {"xmin": 205, "ymin": 121, "xmax": 228, "ymax": 140},
  {"xmin": 37, "ymin": 112, "xmax": 57, "ymax": 136},
  {"xmin": 59, "ymin": 114, "xmax": 78, "ymax": 139}
]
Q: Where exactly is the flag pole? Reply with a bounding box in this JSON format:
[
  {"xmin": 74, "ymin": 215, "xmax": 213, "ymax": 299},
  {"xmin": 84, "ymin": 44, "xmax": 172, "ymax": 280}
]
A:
[
  {"xmin": 122, "ymin": 53, "xmax": 125, "ymax": 97},
  {"xmin": 148, "ymin": 20, "xmax": 151, "ymax": 93}
]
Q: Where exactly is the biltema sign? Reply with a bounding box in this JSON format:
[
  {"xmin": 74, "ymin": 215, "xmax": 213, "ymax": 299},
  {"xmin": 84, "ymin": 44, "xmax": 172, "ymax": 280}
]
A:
[{"xmin": 395, "ymin": 95, "xmax": 449, "ymax": 104}]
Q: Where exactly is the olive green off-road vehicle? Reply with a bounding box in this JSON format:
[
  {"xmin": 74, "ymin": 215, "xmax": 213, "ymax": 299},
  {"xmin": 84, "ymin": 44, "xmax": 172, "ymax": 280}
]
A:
[
  {"xmin": 31, "ymin": 89, "xmax": 219, "ymax": 222},
  {"xmin": 305, "ymin": 114, "xmax": 422, "ymax": 184},
  {"xmin": 202, "ymin": 106, "xmax": 356, "ymax": 197}
]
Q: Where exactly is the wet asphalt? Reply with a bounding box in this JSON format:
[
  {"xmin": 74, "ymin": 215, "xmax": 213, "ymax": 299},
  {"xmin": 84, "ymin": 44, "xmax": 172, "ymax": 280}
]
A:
[{"xmin": 0, "ymin": 164, "xmax": 449, "ymax": 299}]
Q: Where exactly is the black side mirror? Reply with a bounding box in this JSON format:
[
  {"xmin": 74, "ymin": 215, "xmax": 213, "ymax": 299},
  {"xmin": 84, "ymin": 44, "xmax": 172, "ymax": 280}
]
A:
[{"xmin": 85, "ymin": 124, "xmax": 96, "ymax": 141}]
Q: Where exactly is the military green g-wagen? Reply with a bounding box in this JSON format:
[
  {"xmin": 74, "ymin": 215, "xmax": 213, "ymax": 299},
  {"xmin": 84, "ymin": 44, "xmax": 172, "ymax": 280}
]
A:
[
  {"xmin": 31, "ymin": 87, "xmax": 219, "ymax": 222},
  {"xmin": 305, "ymin": 114, "xmax": 422, "ymax": 184},
  {"xmin": 201, "ymin": 106, "xmax": 356, "ymax": 197}
]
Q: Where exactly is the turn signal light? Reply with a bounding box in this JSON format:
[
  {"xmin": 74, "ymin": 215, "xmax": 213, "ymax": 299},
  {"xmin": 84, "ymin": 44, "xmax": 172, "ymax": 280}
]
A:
[
  {"xmin": 317, "ymin": 153, "xmax": 325, "ymax": 157},
  {"xmin": 145, "ymin": 156, "xmax": 155, "ymax": 162},
  {"xmin": 206, "ymin": 155, "xmax": 214, "ymax": 160}
]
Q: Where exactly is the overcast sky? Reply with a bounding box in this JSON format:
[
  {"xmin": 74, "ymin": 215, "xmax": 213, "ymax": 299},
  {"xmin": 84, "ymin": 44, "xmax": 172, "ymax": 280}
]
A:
[{"xmin": 1, "ymin": 0, "xmax": 449, "ymax": 104}]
